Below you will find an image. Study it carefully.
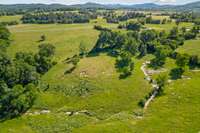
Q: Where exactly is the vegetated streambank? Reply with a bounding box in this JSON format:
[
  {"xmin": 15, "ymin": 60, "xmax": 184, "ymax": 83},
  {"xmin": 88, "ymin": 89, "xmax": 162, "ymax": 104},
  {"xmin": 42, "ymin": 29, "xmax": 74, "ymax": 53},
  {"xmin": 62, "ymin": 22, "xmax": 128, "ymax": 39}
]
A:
[{"xmin": 141, "ymin": 61, "xmax": 159, "ymax": 109}]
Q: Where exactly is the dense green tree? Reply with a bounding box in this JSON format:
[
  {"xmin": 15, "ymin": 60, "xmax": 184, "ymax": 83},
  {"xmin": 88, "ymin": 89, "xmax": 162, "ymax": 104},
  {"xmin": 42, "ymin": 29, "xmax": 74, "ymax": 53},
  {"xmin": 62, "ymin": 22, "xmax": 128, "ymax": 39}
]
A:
[
  {"xmin": 0, "ymin": 52, "xmax": 11, "ymax": 79},
  {"xmin": 191, "ymin": 25, "xmax": 200, "ymax": 35},
  {"xmin": 140, "ymin": 30, "xmax": 157, "ymax": 43},
  {"xmin": 168, "ymin": 27, "xmax": 179, "ymax": 40},
  {"xmin": 0, "ymin": 25, "xmax": 51, "ymax": 120},
  {"xmin": 3, "ymin": 64, "xmax": 20, "ymax": 87},
  {"xmin": 126, "ymin": 21, "xmax": 142, "ymax": 31},
  {"xmin": 0, "ymin": 24, "xmax": 10, "ymax": 41},
  {"xmin": 170, "ymin": 12, "xmax": 196, "ymax": 23},
  {"xmin": 35, "ymin": 55, "xmax": 54, "ymax": 74},
  {"xmin": 0, "ymin": 39, "xmax": 10, "ymax": 51},
  {"xmin": 139, "ymin": 44, "xmax": 147, "ymax": 57},
  {"xmin": 181, "ymin": 27, "xmax": 186, "ymax": 34},
  {"xmin": 160, "ymin": 39, "xmax": 178, "ymax": 50},
  {"xmin": 156, "ymin": 74, "xmax": 168, "ymax": 95},
  {"xmin": 151, "ymin": 46, "xmax": 170, "ymax": 68},
  {"xmin": 14, "ymin": 61, "xmax": 40, "ymax": 86},
  {"xmin": 170, "ymin": 68, "xmax": 184, "ymax": 79},
  {"xmin": 176, "ymin": 54, "xmax": 189, "ymax": 70},
  {"xmin": 0, "ymin": 80, "xmax": 9, "ymax": 95},
  {"xmin": 184, "ymin": 31, "xmax": 196, "ymax": 40},
  {"xmin": 116, "ymin": 51, "xmax": 134, "ymax": 78},
  {"xmin": 0, "ymin": 84, "xmax": 36, "ymax": 119},
  {"xmin": 122, "ymin": 38, "xmax": 138, "ymax": 56},
  {"xmin": 189, "ymin": 55, "xmax": 199, "ymax": 68},
  {"xmin": 93, "ymin": 31, "xmax": 114, "ymax": 51},
  {"xmin": 127, "ymin": 31, "xmax": 140, "ymax": 41},
  {"xmin": 170, "ymin": 54, "xmax": 190, "ymax": 79},
  {"xmin": 38, "ymin": 43, "xmax": 55, "ymax": 57},
  {"xmin": 22, "ymin": 12, "xmax": 94, "ymax": 24},
  {"xmin": 15, "ymin": 52, "xmax": 36, "ymax": 66},
  {"xmin": 0, "ymin": 21, "xmax": 19, "ymax": 26},
  {"xmin": 0, "ymin": 24, "xmax": 11, "ymax": 50},
  {"xmin": 105, "ymin": 12, "xmax": 145, "ymax": 24}
]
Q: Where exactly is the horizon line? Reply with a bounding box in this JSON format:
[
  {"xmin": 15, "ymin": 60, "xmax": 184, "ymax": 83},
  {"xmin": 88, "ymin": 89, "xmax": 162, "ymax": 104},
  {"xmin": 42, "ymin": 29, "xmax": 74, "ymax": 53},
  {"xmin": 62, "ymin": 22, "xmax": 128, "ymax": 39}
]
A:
[{"xmin": 0, "ymin": 1, "xmax": 195, "ymax": 6}]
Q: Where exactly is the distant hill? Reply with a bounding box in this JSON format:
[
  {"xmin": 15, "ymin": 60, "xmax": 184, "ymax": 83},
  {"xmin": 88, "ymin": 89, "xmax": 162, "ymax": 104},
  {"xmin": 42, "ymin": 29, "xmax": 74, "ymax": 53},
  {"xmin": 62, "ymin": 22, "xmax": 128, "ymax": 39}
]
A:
[
  {"xmin": 0, "ymin": 1, "xmax": 200, "ymax": 12},
  {"xmin": 129, "ymin": 3, "xmax": 161, "ymax": 9},
  {"xmin": 174, "ymin": 1, "xmax": 200, "ymax": 11},
  {"xmin": 70, "ymin": 2, "xmax": 163, "ymax": 9},
  {"xmin": 69, "ymin": 2, "xmax": 106, "ymax": 9},
  {"xmin": 0, "ymin": 4, "xmax": 67, "ymax": 11}
]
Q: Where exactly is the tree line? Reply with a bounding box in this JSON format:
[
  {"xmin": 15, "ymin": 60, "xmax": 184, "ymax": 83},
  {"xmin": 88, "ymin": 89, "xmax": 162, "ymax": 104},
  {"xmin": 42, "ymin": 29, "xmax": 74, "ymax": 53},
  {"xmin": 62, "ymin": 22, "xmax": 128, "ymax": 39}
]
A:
[
  {"xmin": 104, "ymin": 11, "xmax": 146, "ymax": 24},
  {"xmin": 0, "ymin": 4, "xmax": 78, "ymax": 16},
  {"xmin": 0, "ymin": 24, "xmax": 56, "ymax": 120},
  {"xmin": 21, "ymin": 12, "xmax": 97, "ymax": 24},
  {"xmin": 170, "ymin": 12, "xmax": 197, "ymax": 23},
  {"xmin": 0, "ymin": 21, "xmax": 19, "ymax": 26}
]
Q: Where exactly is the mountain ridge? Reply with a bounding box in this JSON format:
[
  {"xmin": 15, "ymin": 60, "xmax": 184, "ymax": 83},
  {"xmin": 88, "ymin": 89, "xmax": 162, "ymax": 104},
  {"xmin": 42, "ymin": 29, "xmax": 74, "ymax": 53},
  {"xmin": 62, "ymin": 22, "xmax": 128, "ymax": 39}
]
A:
[{"xmin": 0, "ymin": 1, "xmax": 200, "ymax": 11}]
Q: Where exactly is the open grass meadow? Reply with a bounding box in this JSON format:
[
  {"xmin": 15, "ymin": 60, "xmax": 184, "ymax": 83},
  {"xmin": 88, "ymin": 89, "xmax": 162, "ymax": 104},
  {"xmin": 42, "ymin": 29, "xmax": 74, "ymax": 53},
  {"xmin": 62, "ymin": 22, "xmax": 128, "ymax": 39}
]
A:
[
  {"xmin": 0, "ymin": 14, "xmax": 200, "ymax": 133},
  {"xmin": 1, "ymin": 17, "xmax": 152, "ymax": 132},
  {"xmin": 177, "ymin": 39, "xmax": 200, "ymax": 56},
  {"xmin": 131, "ymin": 71, "xmax": 200, "ymax": 133},
  {"xmin": 8, "ymin": 24, "xmax": 99, "ymax": 60},
  {"xmin": 0, "ymin": 15, "xmax": 22, "ymax": 22},
  {"xmin": 146, "ymin": 22, "xmax": 194, "ymax": 31}
]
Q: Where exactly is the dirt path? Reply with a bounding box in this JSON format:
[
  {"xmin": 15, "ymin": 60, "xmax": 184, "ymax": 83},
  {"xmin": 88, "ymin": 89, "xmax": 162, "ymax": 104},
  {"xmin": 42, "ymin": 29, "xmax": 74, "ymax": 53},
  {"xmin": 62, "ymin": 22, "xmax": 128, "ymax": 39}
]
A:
[{"xmin": 141, "ymin": 61, "xmax": 159, "ymax": 109}]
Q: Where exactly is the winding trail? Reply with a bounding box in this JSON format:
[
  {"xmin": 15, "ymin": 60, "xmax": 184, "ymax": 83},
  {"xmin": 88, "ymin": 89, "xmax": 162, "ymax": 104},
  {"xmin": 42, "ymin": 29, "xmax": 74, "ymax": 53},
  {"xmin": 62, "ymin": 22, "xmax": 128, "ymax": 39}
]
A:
[{"xmin": 141, "ymin": 61, "xmax": 159, "ymax": 110}]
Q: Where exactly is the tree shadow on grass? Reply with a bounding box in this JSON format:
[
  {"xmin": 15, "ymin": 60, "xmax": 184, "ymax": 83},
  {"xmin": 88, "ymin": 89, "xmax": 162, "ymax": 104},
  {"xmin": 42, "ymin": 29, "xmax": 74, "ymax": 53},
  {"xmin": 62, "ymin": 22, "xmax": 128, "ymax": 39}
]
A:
[
  {"xmin": 119, "ymin": 72, "xmax": 132, "ymax": 79},
  {"xmin": 169, "ymin": 68, "xmax": 184, "ymax": 80}
]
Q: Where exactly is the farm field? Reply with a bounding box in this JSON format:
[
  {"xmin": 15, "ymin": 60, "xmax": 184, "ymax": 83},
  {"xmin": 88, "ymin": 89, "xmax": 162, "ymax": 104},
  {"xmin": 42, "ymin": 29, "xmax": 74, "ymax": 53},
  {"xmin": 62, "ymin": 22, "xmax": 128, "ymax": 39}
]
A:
[
  {"xmin": 0, "ymin": 5, "xmax": 200, "ymax": 132},
  {"xmin": 0, "ymin": 15, "xmax": 22, "ymax": 22}
]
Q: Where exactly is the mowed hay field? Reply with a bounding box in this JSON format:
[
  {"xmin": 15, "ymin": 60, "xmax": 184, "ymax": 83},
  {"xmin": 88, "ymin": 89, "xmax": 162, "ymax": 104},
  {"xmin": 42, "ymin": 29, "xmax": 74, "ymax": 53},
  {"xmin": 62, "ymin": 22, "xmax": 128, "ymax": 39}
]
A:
[{"xmin": 1, "ymin": 15, "xmax": 200, "ymax": 132}]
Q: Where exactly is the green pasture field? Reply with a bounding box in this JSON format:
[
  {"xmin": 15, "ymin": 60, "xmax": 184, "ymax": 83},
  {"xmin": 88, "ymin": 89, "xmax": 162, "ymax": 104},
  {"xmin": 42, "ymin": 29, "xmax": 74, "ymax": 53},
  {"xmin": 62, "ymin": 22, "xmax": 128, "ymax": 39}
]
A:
[
  {"xmin": 7, "ymin": 19, "xmax": 118, "ymax": 60},
  {"xmin": 130, "ymin": 49, "xmax": 200, "ymax": 132},
  {"xmin": 0, "ymin": 15, "xmax": 22, "ymax": 22},
  {"xmin": 74, "ymin": 49, "xmax": 200, "ymax": 133},
  {"xmin": 151, "ymin": 15, "xmax": 170, "ymax": 20},
  {"xmin": 177, "ymin": 39, "xmax": 200, "ymax": 56},
  {"xmin": 1, "ymin": 18, "xmax": 152, "ymax": 132},
  {"xmin": 146, "ymin": 22, "xmax": 194, "ymax": 31},
  {"xmin": 0, "ymin": 15, "xmax": 200, "ymax": 133}
]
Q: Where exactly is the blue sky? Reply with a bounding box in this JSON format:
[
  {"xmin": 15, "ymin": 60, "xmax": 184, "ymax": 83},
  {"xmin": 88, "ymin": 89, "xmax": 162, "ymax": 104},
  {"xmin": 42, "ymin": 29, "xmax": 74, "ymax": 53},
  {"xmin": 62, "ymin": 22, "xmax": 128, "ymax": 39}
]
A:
[{"xmin": 0, "ymin": 0, "xmax": 199, "ymax": 5}]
